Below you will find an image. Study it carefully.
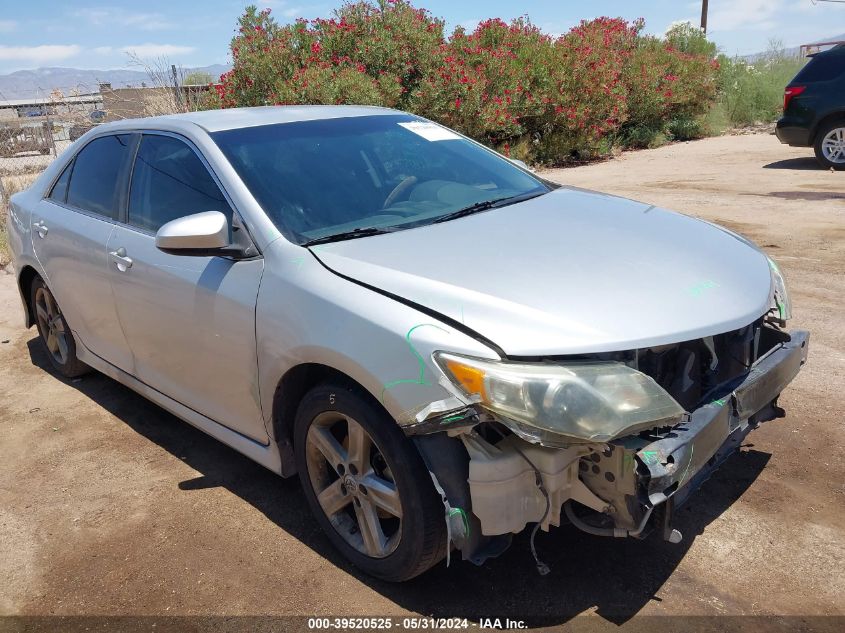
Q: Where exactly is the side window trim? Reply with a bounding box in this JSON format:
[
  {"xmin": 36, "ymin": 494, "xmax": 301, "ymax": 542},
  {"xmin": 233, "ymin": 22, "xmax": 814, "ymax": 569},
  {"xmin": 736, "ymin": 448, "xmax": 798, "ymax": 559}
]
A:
[{"xmin": 116, "ymin": 133, "xmax": 141, "ymax": 226}]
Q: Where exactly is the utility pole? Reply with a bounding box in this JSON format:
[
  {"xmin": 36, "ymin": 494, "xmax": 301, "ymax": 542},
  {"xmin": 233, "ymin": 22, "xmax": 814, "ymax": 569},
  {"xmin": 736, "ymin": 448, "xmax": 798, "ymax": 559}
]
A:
[{"xmin": 701, "ymin": 0, "xmax": 709, "ymax": 34}]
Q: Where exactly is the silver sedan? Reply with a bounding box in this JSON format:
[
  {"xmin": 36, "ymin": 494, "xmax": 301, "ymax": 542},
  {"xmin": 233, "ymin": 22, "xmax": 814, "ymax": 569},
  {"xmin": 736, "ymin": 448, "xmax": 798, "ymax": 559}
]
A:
[{"xmin": 6, "ymin": 106, "xmax": 808, "ymax": 581}]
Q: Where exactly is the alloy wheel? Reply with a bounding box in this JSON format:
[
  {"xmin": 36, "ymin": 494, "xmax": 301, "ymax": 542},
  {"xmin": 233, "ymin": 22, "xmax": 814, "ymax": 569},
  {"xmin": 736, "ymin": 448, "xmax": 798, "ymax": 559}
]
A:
[
  {"xmin": 305, "ymin": 412, "xmax": 403, "ymax": 559},
  {"xmin": 821, "ymin": 127, "xmax": 845, "ymax": 164},
  {"xmin": 34, "ymin": 286, "xmax": 69, "ymax": 365}
]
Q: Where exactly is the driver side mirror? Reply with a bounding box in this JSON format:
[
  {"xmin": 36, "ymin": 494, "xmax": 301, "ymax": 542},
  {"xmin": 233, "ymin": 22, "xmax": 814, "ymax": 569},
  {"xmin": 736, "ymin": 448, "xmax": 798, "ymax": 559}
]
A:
[{"xmin": 156, "ymin": 211, "xmax": 244, "ymax": 257}]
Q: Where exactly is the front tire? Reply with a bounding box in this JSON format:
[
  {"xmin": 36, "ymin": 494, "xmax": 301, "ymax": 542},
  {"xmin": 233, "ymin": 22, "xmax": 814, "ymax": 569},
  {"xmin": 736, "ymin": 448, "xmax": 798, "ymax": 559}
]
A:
[
  {"xmin": 30, "ymin": 276, "xmax": 90, "ymax": 378},
  {"xmin": 293, "ymin": 382, "xmax": 447, "ymax": 581},
  {"xmin": 814, "ymin": 121, "xmax": 845, "ymax": 170}
]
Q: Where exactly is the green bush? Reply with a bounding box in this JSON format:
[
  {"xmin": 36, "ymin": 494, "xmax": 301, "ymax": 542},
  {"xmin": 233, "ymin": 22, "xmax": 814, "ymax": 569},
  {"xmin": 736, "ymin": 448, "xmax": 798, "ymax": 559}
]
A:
[
  {"xmin": 714, "ymin": 45, "xmax": 806, "ymax": 127},
  {"xmin": 205, "ymin": 3, "xmax": 721, "ymax": 164}
]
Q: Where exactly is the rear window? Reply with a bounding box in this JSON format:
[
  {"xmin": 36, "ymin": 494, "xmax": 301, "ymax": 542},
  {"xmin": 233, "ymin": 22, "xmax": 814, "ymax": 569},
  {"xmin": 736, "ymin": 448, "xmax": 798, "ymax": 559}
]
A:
[
  {"xmin": 66, "ymin": 134, "xmax": 132, "ymax": 219},
  {"xmin": 792, "ymin": 53, "xmax": 845, "ymax": 83}
]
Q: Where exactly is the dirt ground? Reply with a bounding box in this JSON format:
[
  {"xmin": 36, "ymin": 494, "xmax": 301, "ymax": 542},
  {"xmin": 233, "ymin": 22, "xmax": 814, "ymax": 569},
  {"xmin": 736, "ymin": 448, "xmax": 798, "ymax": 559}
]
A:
[{"xmin": 0, "ymin": 132, "xmax": 843, "ymax": 630}]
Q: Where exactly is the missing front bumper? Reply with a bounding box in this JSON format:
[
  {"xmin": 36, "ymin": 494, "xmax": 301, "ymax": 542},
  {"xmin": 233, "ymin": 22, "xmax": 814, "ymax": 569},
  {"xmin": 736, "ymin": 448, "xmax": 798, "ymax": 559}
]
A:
[
  {"xmin": 415, "ymin": 329, "xmax": 809, "ymax": 564},
  {"xmin": 578, "ymin": 329, "xmax": 809, "ymax": 535}
]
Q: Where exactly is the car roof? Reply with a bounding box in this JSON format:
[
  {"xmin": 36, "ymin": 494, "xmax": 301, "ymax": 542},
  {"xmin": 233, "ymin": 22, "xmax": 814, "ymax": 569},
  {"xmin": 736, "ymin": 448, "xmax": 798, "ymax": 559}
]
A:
[{"xmin": 94, "ymin": 105, "xmax": 404, "ymax": 134}]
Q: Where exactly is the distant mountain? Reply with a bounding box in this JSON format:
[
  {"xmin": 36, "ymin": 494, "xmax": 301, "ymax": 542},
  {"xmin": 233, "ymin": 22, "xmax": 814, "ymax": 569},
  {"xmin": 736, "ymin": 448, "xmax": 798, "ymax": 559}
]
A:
[
  {"xmin": 743, "ymin": 33, "xmax": 845, "ymax": 61},
  {"xmin": 0, "ymin": 64, "xmax": 231, "ymax": 100}
]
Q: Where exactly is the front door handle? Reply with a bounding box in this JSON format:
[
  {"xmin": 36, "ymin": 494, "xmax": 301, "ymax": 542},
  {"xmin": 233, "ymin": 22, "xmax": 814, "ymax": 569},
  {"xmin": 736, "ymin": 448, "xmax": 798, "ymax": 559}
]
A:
[
  {"xmin": 33, "ymin": 221, "xmax": 48, "ymax": 238},
  {"xmin": 109, "ymin": 247, "xmax": 133, "ymax": 271}
]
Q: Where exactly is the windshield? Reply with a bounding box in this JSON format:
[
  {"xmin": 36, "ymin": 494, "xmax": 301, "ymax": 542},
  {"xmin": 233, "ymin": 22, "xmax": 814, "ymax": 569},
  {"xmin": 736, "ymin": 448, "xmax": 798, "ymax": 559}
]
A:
[{"xmin": 211, "ymin": 114, "xmax": 549, "ymax": 244}]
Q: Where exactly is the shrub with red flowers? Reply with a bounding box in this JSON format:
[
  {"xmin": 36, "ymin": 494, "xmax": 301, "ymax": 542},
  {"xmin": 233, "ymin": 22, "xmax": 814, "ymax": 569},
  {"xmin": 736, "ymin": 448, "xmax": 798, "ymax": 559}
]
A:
[{"xmin": 205, "ymin": 1, "xmax": 719, "ymax": 163}]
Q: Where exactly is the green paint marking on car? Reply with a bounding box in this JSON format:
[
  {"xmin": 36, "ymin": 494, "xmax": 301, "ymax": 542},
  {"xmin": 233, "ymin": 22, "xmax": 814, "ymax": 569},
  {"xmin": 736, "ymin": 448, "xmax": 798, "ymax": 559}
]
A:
[
  {"xmin": 440, "ymin": 414, "xmax": 464, "ymax": 424},
  {"xmin": 380, "ymin": 323, "xmax": 449, "ymax": 404},
  {"xmin": 641, "ymin": 450, "xmax": 660, "ymax": 465},
  {"xmin": 687, "ymin": 280, "xmax": 720, "ymax": 297},
  {"xmin": 712, "ymin": 397, "xmax": 727, "ymax": 407},
  {"xmin": 448, "ymin": 507, "xmax": 470, "ymax": 537}
]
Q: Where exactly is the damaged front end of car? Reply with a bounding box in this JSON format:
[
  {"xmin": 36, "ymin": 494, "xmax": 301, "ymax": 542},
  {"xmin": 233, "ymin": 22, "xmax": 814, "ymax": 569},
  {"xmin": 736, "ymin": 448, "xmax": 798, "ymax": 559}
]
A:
[{"xmin": 401, "ymin": 278, "xmax": 809, "ymax": 570}]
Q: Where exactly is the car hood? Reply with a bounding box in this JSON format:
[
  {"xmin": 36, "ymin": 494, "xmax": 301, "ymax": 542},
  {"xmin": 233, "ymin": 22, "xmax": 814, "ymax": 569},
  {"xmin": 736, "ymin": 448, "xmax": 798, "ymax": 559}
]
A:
[{"xmin": 310, "ymin": 187, "xmax": 773, "ymax": 357}]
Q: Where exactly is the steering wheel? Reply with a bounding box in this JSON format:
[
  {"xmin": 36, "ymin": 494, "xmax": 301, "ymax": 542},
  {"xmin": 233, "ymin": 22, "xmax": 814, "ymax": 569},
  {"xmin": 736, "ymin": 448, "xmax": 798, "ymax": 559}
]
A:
[{"xmin": 382, "ymin": 176, "xmax": 418, "ymax": 209}]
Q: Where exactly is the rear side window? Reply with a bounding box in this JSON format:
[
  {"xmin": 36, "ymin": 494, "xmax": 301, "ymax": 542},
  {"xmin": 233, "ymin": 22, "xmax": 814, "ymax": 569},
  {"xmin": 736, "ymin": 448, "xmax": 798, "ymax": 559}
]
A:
[
  {"xmin": 128, "ymin": 134, "xmax": 232, "ymax": 233},
  {"xmin": 66, "ymin": 134, "xmax": 132, "ymax": 218},
  {"xmin": 47, "ymin": 160, "xmax": 73, "ymax": 203},
  {"xmin": 793, "ymin": 53, "xmax": 844, "ymax": 83}
]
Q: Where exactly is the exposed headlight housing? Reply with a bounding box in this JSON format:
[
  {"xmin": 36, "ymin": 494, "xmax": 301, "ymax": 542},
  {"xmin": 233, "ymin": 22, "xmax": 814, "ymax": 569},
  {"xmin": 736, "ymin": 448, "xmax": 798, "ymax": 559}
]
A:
[
  {"xmin": 434, "ymin": 352, "xmax": 685, "ymax": 445},
  {"xmin": 768, "ymin": 256, "xmax": 792, "ymax": 322}
]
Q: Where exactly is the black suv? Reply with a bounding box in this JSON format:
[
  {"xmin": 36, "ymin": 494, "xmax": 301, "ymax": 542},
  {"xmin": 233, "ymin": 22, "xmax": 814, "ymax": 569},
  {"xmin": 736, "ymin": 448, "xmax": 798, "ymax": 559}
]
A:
[{"xmin": 776, "ymin": 44, "xmax": 845, "ymax": 170}]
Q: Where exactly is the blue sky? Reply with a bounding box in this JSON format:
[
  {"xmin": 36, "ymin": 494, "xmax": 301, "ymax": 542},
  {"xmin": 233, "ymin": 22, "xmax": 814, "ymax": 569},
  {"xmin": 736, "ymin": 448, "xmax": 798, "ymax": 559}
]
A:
[{"xmin": 0, "ymin": 0, "xmax": 843, "ymax": 73}]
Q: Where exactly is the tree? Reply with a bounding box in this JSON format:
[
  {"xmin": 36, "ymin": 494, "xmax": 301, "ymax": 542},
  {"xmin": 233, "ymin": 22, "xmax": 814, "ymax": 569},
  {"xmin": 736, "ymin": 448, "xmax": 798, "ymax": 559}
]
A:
[{"xmin": 183, "ymin": 71, "xmax": 214, "ymax": 86}]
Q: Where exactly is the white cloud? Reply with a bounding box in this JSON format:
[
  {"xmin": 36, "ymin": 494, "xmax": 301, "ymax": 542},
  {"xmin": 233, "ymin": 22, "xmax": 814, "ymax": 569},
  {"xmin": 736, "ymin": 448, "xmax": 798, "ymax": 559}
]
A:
[
  {"xmin": 120, "ymin": 43, "xmax": 196, "ymax": 58},
  {"xmin": 258, "ymin": 1, "xmax": 311, "ymax": 19},
  {"xmin": 74, "ymin": 8, "xmax": 173, "ymax": 31},
  {"xmin": 0, "ymin": 20, "xmax": 17, "ymax": 33},
  {"xmin": 92, "ymin": 46, "xmax": 113, "ymax": 55},
  {"xmin": 0, "ymin": 44, "xmax": 81, "ymax": 63},
  {"xmin": 281, "ymin": 7, "xmax": 303, "ymax": 18},
  {"xmin": 708, "ymin": 0, "xmax": 787, "ymax": 31}
]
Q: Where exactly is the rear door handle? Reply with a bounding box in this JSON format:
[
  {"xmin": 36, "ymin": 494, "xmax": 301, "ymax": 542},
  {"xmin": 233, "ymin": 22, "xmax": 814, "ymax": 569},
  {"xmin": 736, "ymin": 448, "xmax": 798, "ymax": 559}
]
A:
[
  {"xmin": 109, "ymin": 247, "xmax": 133, "ymax": 271},
  {"xmin": 33, "ymin": 221, "xmax": 48, "ymax": 238}
]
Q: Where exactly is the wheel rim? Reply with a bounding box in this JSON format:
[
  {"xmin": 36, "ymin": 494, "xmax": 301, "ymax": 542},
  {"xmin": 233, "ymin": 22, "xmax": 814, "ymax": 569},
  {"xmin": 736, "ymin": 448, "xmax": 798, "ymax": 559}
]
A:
[
  {"xmin": 305, "ymin": 412, "xmax": 403, "ymax": 559},
  {"xmin": 34, "ymin": 286, "xmax": 69, "ymax": 365},
  {"xmin": 821, "ymin": 127, "xmax": 845, "ymax": 164}
]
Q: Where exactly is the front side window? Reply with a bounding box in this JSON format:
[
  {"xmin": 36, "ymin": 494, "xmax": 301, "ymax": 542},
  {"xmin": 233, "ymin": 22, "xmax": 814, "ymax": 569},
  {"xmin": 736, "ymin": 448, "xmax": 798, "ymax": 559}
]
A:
[
  {"xmin": 66, "ymin": 134, "xmax": 132, "ymax": 219},
  {"xmin": 128, "ymin": 134, "xmax": 232, "ymax": 233},
  {"xmin": 212, "ymin": 115, "xmax": 549, "ymax": 244}
]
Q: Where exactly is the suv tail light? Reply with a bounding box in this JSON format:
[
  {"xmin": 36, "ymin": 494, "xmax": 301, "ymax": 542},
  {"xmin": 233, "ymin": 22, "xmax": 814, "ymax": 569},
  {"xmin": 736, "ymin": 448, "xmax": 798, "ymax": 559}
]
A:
[{"xmin": 783, "ymin": 86, "xmax": 806, "ymax": 112}]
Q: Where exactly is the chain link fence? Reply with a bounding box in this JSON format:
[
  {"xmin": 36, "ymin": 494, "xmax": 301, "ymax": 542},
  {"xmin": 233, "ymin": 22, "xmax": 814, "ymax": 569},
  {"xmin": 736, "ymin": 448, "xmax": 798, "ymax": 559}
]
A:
[
  {"xmin": 0, "ymin": 71, "xmax": 212, "ymax": 266},
  {"xmin": 0, "ymin": 115, "xmax": 78, "ymax": 266},
  {"xmin": 0, "ymin": 114, "xmax": 93, "ymax": 200}
]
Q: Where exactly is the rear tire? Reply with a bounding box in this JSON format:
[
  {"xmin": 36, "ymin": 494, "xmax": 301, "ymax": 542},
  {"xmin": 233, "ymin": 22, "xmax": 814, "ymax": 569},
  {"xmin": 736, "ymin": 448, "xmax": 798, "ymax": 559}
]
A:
[
  {"xmin": 814, "ymin": 121, "xmax": 845, "ymax": 170},
  {"xmin": 293, "ymin": 381, "xmax": 447, "ymax": 581},
  {"xmin": 30, "ymin": 276, "xmax": 90, "ymax": 378}
]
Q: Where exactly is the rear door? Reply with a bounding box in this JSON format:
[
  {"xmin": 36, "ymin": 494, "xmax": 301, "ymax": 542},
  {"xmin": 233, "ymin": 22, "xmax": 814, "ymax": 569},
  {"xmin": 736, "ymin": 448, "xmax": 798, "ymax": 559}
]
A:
[
  {"xmin": 106, "ymin": 132, "xmax": 267, "ymax": 443},
  {"xmin": 31, "ymin": 134, "xmax": 135, "ymax": 371}
]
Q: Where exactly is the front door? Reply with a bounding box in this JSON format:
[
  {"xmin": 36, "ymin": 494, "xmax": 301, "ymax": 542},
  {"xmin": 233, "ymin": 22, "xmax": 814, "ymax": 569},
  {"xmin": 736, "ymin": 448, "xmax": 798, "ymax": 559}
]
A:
[
  {"xmin": 31, "ymin": 134, "xmax": 134, "ymax": 371},
  {"xmin": 106, "ymin": 133, "xmax": 267, "ymax": 443}
]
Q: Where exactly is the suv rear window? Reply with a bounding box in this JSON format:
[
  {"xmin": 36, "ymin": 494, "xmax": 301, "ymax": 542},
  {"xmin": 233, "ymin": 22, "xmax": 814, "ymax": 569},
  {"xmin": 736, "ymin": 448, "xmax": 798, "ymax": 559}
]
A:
[
  {"xmin": 792, "ymin": 53, "xmax": 845, "ymax": 83},
  {"xmin": 66, "ymin": 134, "xmax": 132, "ymax": 219}
]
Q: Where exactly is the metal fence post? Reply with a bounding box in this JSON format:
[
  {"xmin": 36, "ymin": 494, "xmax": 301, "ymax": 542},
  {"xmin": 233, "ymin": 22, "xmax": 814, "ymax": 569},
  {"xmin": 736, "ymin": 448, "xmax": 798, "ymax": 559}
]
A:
[{"xmin": 44, "ymin": 112, "xmax": 58, "ymax": 157}]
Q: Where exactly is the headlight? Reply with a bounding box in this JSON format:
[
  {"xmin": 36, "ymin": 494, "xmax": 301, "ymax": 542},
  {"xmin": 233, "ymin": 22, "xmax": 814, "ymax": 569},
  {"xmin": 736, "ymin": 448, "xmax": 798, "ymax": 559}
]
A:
[
  {"xmin": 434, "ymin": 352, "xmax": 685, "ymax": 444},
  {"xmin": 768, "ymin": 257, "xmax": 792, "ymax": 321}
]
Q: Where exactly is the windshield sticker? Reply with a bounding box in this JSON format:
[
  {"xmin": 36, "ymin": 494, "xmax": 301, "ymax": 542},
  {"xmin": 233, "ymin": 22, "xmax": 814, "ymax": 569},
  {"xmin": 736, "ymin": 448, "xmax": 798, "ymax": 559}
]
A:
[{"xmin": 398, "ymin": 121, "xmax": 462, "ymax": 142}]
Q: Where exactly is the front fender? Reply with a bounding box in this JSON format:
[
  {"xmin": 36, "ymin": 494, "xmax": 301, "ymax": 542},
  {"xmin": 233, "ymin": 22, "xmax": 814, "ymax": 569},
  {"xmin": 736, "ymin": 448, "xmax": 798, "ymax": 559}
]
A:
[{"xmin": 256, "ymin": 238, "xmax": 500, "ymax": 436}]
